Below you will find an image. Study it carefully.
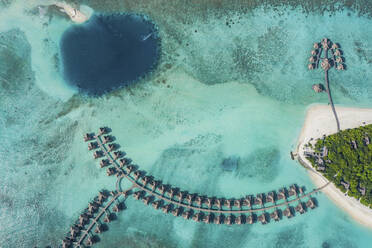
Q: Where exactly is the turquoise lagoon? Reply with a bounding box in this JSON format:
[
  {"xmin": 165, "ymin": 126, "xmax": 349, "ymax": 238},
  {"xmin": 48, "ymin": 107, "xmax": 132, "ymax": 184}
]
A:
[{"xmin": 0, "ymin": 1, "xmax": 372, "ymax": 247}]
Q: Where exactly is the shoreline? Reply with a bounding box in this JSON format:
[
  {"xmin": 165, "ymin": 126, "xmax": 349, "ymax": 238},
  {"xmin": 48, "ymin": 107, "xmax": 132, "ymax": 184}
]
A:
[{"xmin": 296, "ymin": 104, "xmax": 372, "ymax": 229}]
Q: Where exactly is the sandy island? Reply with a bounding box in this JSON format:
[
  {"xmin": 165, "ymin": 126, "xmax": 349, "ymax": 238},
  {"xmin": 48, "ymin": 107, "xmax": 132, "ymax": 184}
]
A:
[{"xmin": 297, "ymin": 104, "xmax": 372, "ymax": 229}]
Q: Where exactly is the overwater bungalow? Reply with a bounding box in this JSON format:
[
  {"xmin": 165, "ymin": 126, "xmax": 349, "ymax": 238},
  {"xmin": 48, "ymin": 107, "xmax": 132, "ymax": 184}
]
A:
[
  {"xmin": 306, "ymin": 198, "xmax": 316, "ymax": 209},
  {"xmin": 225, "ymin": 199, "xmax": 233, "ymax": 209},
  {"xmin": 143, "ymin": 195, "xmax": 154, "ymax": 205},
  {"xmin": 70, "ymin": 228, "xmax": 79, "ymax": 238},
  {"xmin": 142, "ymin": 176, "xmax": 152, "ymax": 187},
  {"xmin": 107, "ymin": 143, "xmax": 116, "ymax": 152},
  {"xmin": 206, "ymin": 197, "xmax": 215, "ymax": 208},
  {"xmin": 88, "ymin": 142, "xmax": 98, "ymax": 150},
  {"xmin": 203, "ymin": 213, "xmax": 214, "ymax": 224},
  {"xmin": 298, "ymin": 186, "xmax": 304, "ymax": 194},
  {"xmin": 95, "ymin": 223, "xmax": 104, "ymax": 233},
  {"xmin": 334, "ymin": 49, "xmax": 341, "ymax": 56},
  {"xmin": 119, "ymin": 158, "xmax": 127, "ymax": 167},
  {"xmin": 312, "ymin": 84, "xmax": 323, "ymax": 93},
  {"xmin": 309, "ymin": 56, "xmax": 315, "ymax": 63},
  {"xmin": 186, "ymin": 193, "xmax": 195, "ymax": 205},
  {"xmin": 277, "ymin": 189, "xmax": 287, "ymax": 200},
  {"xmin": 321, "ymin": 38, "xmax": 330, "ymax": 49},
  {"xmin": 254, "ymin": 194, "xmax": 264, "ymax": 206},
  {"xmin": 150, "ymin": 180, "xmax": 159, "ymax": 191},
  {"xmin": 70, "ymin": 225, "xmax": 80, "ymax": 233},
  {"xmin": 98, "ymin": 127, "xmax": 108, "ymax": 136},
  {"xmin": 234, "ymin": 199, "xmax": 242, "ymax": 209},
  {"xmin": 85, "ymin": 208, "xmax": 96, "ymax": 217},
  {"xmin": 80, "ymin": 218, "xmax": 90, "ymax": 229},
  {"xmin": 172, "ymin": 207, "xmax": 183, "ymax": 217},
  {"xmin": 86, "ymin": 235, "xmax": 95, "ymax": 246},
  {"xmin": 283, "ymin": 207, "xmax": 293, "ymax": 218},
  {"xmin": 182, "ymin": 209, "xmax": 193, "ymax": 220},
  {"xmin": 102, "ymin": 135, "xmax": 113, "ymax": 144},
  {"xmin": 116, "ymin": 170, "xmax": 124, "ymax": 177},
  {"xmin": 225, "ymin": 215, "xmax": 234, "ymax": 225},
  {"xmin": 84, "ymin": 133, "xmax": 94, "ymax": 142},
  {"xmin": 124, "ymin": 165, "xmax": 134, "ymax": 174},
  {"xmin": 113, "ymin": 151, "xmax": 122, "ymax": 160},
  {"xmin": 106, "ymin": 167, "xmax": 116, "ymax": 176},
  {"xmin": 215, "ymin": 198, "xmax": 223, "ymax": 209},
  {"xmin": 78, "ymin": 217, "xmax": 87, "ymax": 227},
  {"xmin": 110, "ymin": 190, "xmax": 117, "ymax": 197},
  {"xmin": 243, "ymin": 195, "xmax": 253, "ymax": 208},
  {"xmin": 311, "ymin": 50, "xmax": 317, "ymax": 55},
  {"xmin": 158, "ymin": 185, "xmax": 167, "ymax": 195},
  {"xmin": 177, "ymin": 191, "xmax": 187, "ymax": 202},
  {"xmin": 152, "ymin": 200, "xmax": 163, "ymax": 210},
  {"xmin": 270, "ymin": 209, "xmax": 280, "ymax": 221},
  {"xmin": 289, "ymin": 185, "xmax": 298, "ymax": 197},
  {"xmin": 266, "ymin": 191, "xmax": 275, "ymax": 203},
  {"xmin": 335, "ymin": 57, "xmax": 343, "ymax": 63},
  {"xmin": 168, "ymin": 188, "xmax": 177, "ymax": 199},
  {"xmin": 103, "ymin": 213, "xmax": 112, "ymax": 223},
  {"xmin": 321, "ymin": 58, "xmax": 331, "ymax": 71},
  {"xmin": 88, "ymin": 203, "xmax": 98, "ymax": 213},
  {"xmin": 246, "ymin": 214, "xmax": 254, "ymax": 224},
  {"xmin": 236, "ymin": 215, "xmax": 245, "ymax": 225},
  {"xmin": 133, "ymin": 191, "xmax": 144, "ymax": 200},
  {"xmin": 192, "ymin": 212, "xmax": 204, "ymax": 222},
  {"xmin": 313, "ymin": 42, "xmax": 320, "ymax": 49},
  {"xmin": 162, "ymin": 204, "xmax": 172, "ymax": 214},
  {"xmin": 133, "ymin": 170, "xmax": 141, "ymax": 180},
  {"xmin": 215, "ymin": 214, "xmax": 225, "ymax": 225},
  {"xmin": 196, "ymin": 195, "xmax": 204, "ymax": 206},
  {"xmin": 113, "ymin": 203, "xmax": 123, "ymax": 212},
  {"xmin": 331, "ymin": 43, "xmax": 339, "ymax": 49},
  {"xmin": 96, "ymin": 196, "xmax": 104, "ymax": 206},
  {"xmin": 62, "ymin": 239, "xmax": 72, "ymax": 248},
  {"xmin": 93, "ymin": 150, "xmax": 103, "ymax": 159},
  {"xmin": 100, "ymin": 159, "xmax": 110, "ymax": 168},
  {"xmin": 295, "ymin": 202, "xmax": 305, "ymax": 214},
  {"xmin": 308, "ymin": 63, "xmax": 315, "ymax": 70},
  {"xmin": 258, "ymin": 213, "xmax": 268, "ymax": 224}
]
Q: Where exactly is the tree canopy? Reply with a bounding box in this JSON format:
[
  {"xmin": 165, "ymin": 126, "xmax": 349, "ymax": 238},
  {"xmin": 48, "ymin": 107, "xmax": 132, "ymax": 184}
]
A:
[{"xmin": 309, "ymin": 124, "xmax": 372, "ymax": 208}]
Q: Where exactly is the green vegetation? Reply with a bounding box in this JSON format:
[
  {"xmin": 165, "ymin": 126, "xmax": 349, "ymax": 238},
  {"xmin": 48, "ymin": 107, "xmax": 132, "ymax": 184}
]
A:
[{"xmin": 310, "ymin": 124, "xmax": 372, "ymax": 208}]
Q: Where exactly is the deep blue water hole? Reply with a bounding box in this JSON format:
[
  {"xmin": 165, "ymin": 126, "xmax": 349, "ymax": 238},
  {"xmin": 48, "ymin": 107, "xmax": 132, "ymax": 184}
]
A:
[{"xmin": 60, "ymin": 13, "xmax": 160, "ymax": 96}]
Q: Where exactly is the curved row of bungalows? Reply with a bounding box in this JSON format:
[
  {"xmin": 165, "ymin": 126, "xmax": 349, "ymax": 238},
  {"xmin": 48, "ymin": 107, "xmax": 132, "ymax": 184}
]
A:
[
  {"xmin": 125, "ymin": 168, "xmax": 304, "ymax": 210},
  {"xmin": 89, "ymin": 135, "xmax": 306, "ymax": 212},
  {"xmin": 62, "ymin": 190, "xmax": 125, "ymax": 247},
  {"xmin": 131, "ymin": 189, "xmax": 317, "ymax": 225},
  {"xmin": 87, "ymin": 135, "xmax": 304, "ymax": 210}
]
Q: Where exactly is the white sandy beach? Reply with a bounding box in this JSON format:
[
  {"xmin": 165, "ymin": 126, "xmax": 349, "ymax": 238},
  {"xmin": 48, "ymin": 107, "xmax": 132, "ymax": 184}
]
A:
[{"xmin": 297, "ymin": 104, "xmax": 372, "ymax": 229}]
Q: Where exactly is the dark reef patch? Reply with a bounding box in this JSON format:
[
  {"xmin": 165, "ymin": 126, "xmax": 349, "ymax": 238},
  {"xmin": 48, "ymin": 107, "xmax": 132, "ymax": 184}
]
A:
[{"xmin": 60, "ymin": 13, "xmax": 161, "ymax": 96}]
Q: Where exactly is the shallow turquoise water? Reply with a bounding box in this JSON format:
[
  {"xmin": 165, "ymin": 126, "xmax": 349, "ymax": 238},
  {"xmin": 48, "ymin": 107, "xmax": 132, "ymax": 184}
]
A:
[{"xmin": 0, "ymin": 1, "xmax": 372, "ymax": 247}]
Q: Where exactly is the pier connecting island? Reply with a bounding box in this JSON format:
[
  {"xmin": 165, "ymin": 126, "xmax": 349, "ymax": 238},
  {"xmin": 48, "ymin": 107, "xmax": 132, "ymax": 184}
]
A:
[{"xmin": 61, "ymin": 127, "xmax": 326, "ymax": 247}]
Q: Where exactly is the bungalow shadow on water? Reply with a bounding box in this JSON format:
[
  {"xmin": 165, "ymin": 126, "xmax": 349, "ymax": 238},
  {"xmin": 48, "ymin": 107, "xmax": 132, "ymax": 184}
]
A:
[{"xmin": 60, "ymin": 13, "xmax": 161, "ymax": 96}]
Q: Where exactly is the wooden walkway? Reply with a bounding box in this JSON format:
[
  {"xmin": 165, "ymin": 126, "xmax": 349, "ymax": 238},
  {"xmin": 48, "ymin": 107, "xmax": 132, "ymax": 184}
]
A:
[
  {"xmin": 95, "ymin": 134, "xmax": 328, "ymax": 214},
  {"xmin": 75, "ymin": 193, "xmax": 121, "ymax": 247},
  {"xmin": 323, "ymin": 48, "xmax": 341, "ymax": 132}
]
